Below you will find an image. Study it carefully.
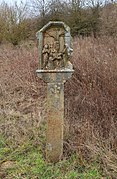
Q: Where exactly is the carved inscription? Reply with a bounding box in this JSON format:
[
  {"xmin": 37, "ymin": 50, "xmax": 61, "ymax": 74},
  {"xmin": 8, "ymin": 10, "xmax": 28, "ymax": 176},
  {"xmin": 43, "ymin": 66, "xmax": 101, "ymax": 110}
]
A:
[{"xmin": 50, "ymin": 84, "xmax": 61, "ymax": 95}]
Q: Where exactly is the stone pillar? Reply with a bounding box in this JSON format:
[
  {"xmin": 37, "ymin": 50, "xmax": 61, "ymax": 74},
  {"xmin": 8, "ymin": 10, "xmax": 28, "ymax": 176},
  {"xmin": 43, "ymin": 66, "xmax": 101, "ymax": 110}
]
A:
[
  {"xmin": 46, "ymin": 82, "xmax": 64, "ymax": 162},
  {"xmin": 36, "ymin": 21, "xmax": 74, "ymax": 163}
]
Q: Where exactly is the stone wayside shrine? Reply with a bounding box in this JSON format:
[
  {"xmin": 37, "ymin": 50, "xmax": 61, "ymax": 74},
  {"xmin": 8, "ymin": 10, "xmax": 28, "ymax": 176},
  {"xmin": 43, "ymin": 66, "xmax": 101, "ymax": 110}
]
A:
[{"xmin": 36, "ymin": 21, "xmax": 74, "ymax": 163}]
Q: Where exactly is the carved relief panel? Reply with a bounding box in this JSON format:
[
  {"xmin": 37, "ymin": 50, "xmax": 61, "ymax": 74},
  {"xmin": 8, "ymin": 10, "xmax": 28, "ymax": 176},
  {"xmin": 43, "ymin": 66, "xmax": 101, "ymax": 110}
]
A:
[{"xmin": 36, "ymin": 22, "xmax": 73, "ymax": 70}]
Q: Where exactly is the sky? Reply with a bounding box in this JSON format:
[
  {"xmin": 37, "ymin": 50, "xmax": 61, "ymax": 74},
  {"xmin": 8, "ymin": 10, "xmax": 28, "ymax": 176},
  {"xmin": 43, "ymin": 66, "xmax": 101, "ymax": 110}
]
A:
[
  {"xmin": 2, "ymin": 0, "xmax": 28, "ymax": 5},
  {"xmin": 2, "ymin": 0, "xmax": 116, "ymax": 6}
]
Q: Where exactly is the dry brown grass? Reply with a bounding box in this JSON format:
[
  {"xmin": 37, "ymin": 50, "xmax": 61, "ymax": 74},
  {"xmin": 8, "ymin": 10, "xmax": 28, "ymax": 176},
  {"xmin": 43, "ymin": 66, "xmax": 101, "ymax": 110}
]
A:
[
  {"xmin": 0, "ymin": 37, "xmax": 117, "ymax": 177},
  {"xmin": 0, "ymin": 42, "xmax": 46, "ymax": 146},
  {"xmin": 65, "ymin": 36, "xmax": 117, "ymax": 177}
]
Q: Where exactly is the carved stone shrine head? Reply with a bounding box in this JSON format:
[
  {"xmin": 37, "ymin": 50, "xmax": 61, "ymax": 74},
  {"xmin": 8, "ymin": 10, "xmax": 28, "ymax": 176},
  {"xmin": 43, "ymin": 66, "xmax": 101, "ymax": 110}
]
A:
[{"xmin": 36, "ymin": 21, "xmax": 73, "ymax": 70}]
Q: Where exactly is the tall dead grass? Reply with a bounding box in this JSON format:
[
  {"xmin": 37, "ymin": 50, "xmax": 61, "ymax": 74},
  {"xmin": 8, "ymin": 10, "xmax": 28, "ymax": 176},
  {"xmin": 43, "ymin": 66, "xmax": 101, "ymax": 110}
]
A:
[
  {"xmin": 65, "ymin": 36, "xmax": 117, "ymax": 177},
  {"xmin": 0, "ymin": 42, "xmax": 46, "ymax": 146},
  {"xmin": 0, "ymin": 37, "xmax": 117, "ymax": 177}
]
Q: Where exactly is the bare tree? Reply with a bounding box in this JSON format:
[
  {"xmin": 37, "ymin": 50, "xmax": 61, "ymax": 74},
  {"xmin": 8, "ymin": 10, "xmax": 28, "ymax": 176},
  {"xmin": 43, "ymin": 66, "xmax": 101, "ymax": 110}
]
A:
[
  {"xmin": 0, "ymin": 1, "xmax": 29, "ymax": 45},
  {"xmin": 29, "ymin": 0, "xmax": 48, "ymax": 17}
]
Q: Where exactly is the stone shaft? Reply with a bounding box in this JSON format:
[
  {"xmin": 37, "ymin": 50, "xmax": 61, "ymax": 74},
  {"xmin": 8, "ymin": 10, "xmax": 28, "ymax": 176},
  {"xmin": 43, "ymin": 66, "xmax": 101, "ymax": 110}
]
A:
[{"xmin": 46, "ymin": 82, "xmax": 64, "ymax": 162}]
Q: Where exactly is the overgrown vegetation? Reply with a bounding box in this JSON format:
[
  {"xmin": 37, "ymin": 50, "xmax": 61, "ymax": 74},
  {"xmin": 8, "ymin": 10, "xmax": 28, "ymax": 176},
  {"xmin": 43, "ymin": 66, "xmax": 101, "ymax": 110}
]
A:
[
  {"xmin": 0, "ymin": 129, "xmax": 102, "ymax": 178},
  {"xmin": 0, "ymin": 36, "xmax": 117, "ymax": 178}
]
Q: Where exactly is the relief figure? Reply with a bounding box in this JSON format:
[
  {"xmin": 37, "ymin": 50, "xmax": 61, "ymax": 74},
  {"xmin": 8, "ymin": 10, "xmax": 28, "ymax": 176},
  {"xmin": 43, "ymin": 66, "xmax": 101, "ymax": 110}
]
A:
[{"xmin": 42, "ymin": 43, "xmax": 70, "ymax": 70}]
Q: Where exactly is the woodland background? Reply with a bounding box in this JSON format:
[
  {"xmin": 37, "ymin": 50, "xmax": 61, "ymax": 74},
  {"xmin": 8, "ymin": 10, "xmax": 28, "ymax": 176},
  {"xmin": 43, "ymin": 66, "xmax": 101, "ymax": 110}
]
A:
[{"xmin": 0, "ymin": 0, "xmax": 117, "ymax": 45}]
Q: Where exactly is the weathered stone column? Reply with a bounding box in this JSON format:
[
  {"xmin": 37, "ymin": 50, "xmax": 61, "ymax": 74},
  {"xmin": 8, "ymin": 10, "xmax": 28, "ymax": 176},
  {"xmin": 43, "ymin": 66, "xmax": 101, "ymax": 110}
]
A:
[
  {"xmin": 46, "ymin": 82, "xmax": 64, "ymax": 162},
  {"xmin": 36, "ymin": 21, "xmax": 74, "ymax": 163}
]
